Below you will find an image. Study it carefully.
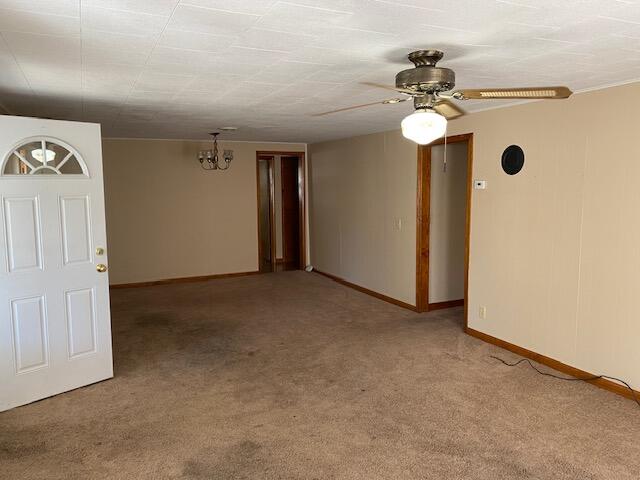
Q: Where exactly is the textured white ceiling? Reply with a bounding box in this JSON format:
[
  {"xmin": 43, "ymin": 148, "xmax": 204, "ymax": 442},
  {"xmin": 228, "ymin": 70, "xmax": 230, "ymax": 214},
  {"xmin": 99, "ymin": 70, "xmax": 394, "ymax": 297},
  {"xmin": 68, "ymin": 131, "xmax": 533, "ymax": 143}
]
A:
[{"xmin": 1, "ymin": 0, "xmax": 639, "ymax": 143}]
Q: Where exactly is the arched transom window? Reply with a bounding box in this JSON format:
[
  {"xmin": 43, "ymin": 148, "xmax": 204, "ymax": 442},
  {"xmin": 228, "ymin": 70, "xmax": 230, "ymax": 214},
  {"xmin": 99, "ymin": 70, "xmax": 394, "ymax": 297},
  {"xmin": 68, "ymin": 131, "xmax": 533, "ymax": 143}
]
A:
[{"xmin": 2, "ymin": 137, "xmax": 88, "ymax": 176}]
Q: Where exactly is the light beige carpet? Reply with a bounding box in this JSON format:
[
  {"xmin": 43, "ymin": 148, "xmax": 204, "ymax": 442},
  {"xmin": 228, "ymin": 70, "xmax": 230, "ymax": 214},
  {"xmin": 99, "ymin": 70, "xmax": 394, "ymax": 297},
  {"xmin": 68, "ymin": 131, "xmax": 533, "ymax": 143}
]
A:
[{"xmin": 1, "ymin": 271, "xmax": 638, "ymax": 479}]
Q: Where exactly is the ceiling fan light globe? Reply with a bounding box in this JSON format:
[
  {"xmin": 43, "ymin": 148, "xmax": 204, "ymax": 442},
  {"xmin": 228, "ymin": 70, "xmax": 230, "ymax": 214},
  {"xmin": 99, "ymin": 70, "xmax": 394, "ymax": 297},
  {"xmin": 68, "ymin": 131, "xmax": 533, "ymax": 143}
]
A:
[
  {"xmin": 32, "ymin": 148, "xmax": 56, "ymax": 163},
  {"xmin": 401, "ymin": 109, "xmax": 447, "ymax": 145}
]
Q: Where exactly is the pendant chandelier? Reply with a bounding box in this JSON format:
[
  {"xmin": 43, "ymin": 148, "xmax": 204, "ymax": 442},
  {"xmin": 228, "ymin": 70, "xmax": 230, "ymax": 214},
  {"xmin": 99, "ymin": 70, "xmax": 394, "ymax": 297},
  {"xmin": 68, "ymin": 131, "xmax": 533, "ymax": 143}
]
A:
[{"xmin": 197, "ymin": 132, "xmax": 233, "ymax": 171}]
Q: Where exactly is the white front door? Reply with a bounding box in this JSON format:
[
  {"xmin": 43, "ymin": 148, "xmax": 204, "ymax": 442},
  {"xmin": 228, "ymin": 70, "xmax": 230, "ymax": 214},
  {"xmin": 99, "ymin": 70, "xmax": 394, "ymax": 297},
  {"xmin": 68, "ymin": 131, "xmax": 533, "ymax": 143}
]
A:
[{"xmin": 0, "ymin": 115, "xmax": 113, "ymax": 412}]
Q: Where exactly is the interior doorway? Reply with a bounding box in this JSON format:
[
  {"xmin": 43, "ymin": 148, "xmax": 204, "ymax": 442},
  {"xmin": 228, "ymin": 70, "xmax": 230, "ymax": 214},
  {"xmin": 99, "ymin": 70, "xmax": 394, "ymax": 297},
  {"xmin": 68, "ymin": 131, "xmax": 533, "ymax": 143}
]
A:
[
  {"xmin": 416, "ymin": 133, "xmax": 473, "ymax": 326},
  {"xmin": 256, "ymin": 151, "xmax": 305, "ymax": 273}
]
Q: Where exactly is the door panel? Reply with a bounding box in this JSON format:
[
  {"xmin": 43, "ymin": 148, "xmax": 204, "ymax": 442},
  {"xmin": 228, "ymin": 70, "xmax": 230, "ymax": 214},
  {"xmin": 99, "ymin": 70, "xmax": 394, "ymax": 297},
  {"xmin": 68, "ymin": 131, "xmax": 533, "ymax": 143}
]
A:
[
  {"xmin": 11, "ymin": 295, "xmax": 48, "ymax": 373},
  {"xmin": 0, "ymin": 115, "xmax": 113, "ymax": 412},
  {"xmin": 3, "ymin": 196, "xmax": 43, "ymax": 272},
  {"xmin": 65, "ymin": 288, "xmax": 97, "ymax": 358},
  {"xmin": 60, "ymin": 195, "xmax": 92, "ymax": 265}
]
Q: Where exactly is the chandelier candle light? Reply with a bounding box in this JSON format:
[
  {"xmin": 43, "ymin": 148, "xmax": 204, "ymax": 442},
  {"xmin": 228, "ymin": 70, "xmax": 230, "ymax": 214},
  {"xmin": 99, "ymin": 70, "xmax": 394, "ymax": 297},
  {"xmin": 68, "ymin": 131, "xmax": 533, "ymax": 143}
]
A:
[{"xmin": 198, "ymin": 132, "xmax": 233, "ymax": 171}]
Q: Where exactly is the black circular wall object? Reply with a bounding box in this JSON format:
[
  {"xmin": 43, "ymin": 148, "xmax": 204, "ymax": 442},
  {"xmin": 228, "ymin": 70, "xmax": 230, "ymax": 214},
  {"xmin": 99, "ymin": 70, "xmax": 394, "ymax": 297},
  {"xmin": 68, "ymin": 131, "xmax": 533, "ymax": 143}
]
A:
[{"xmin": 501, "ymin": 145, "xmax": 525, "ymax": 175}]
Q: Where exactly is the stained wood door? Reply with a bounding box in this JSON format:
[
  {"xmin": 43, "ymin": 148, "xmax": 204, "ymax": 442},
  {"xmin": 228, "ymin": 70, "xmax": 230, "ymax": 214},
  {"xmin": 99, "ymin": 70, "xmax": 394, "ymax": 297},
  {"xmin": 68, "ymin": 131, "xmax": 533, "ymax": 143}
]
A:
[
  {"xmin": 280, "ymin": 156, "xmax": 301, "ymax": 270},
  {"xmin": 257, "ymin": 156, "xmax": 275, "ymax": 272}
]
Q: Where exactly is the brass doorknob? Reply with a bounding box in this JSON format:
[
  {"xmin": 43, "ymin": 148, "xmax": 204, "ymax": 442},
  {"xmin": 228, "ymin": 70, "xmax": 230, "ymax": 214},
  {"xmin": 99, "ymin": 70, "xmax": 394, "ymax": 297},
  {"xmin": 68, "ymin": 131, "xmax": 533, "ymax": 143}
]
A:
[{"xmin": 96, "ymin": 264, "xmax": 108, "ymax": 273}]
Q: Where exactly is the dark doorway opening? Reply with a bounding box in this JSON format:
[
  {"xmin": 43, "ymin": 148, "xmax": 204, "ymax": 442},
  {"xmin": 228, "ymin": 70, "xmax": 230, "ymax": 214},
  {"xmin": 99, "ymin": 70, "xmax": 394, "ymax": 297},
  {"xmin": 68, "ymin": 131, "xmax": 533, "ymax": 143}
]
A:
[
  {"xmin": 256, "ymin": 152, "xmax": 306, "ymax": 273},
  {"xmin": 280, "ymin": 155, "xmax": 302, "ymax": 270}
]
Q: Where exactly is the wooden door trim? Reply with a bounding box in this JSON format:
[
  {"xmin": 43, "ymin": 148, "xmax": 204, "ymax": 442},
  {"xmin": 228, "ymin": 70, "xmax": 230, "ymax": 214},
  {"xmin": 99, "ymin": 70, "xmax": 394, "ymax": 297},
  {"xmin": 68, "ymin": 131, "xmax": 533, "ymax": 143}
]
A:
[
  {"xmin": 415, "ymin": 144, "xmax": 431, "ymax": 312},
  {"xmin": 463, "ymin": 135, "xmax": 474, "ymax": 328},
  {"xmin": 256, "ymin": 151, "xmax": 306, "ymax": 269},
  {"xmin": 429, "ymin": 133, "xmax": 474, "ymax": 146},
  {"xmin": 415, "ymin": 133, "xmax": 474, "ymax": 329},
  {"xmin": 256, "ymin": 155, "xmax": 277, "ymax": 272}
]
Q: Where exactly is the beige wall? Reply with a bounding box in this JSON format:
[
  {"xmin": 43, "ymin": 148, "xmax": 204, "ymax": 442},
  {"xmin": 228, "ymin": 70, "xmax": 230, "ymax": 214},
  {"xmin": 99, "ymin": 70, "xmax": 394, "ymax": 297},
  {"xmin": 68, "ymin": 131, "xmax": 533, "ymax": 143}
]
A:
[
  {"xmin": 309, "ymin": 81, "xmax": 640, "ymax": 390},
  {"xmin": 428, "ymin": 142, "xmax": 468, "ymax": 304},
  {"xmin": 309, "ymin": 131, "xmax": 418, "ymax": 305},
  {"xmin": 102, "ymin": 139, "xmax": 304, "ymax": 284}
]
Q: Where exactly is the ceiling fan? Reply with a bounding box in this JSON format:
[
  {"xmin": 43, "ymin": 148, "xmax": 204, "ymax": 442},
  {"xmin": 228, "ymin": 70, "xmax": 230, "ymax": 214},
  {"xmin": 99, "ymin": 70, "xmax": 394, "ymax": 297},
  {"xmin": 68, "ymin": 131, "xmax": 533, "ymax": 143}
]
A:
[{"xmin": 313, "ymin": 50, "xmax": 573, "ymax": 144}]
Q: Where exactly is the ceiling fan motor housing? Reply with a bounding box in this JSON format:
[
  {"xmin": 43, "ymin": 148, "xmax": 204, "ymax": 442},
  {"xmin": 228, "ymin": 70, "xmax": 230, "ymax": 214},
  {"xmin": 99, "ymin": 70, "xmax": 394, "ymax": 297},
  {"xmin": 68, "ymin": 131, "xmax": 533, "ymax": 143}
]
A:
[{"xmin": 395, "ymin": 50, "xmax": 455, "ymax": 93}]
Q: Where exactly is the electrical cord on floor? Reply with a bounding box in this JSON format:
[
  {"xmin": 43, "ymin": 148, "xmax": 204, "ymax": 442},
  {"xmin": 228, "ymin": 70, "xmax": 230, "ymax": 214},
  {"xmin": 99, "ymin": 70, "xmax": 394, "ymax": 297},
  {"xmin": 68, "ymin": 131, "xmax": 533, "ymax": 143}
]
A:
[{"xmin": 490, "ymin": 355, "xmax": 640, "ymax": 408}]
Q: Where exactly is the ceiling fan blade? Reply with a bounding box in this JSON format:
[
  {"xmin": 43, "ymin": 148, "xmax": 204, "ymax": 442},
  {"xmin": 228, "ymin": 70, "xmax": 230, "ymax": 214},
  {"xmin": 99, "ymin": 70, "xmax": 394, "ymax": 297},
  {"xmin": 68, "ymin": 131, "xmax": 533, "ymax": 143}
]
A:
[
  {"xmin": 311, "ymin": 97, "xmax": 408, "ymax": 117},
  {"xmin": 454, "ymin": 86, "xmax": 572, "ymax": 100},
  {"xmin": 360, "ymin": 81, "xmax": 416, "ymax": 96},
  {"xmin": 433, "ymin": 99, "xmax": 465, "ymax": 119}
]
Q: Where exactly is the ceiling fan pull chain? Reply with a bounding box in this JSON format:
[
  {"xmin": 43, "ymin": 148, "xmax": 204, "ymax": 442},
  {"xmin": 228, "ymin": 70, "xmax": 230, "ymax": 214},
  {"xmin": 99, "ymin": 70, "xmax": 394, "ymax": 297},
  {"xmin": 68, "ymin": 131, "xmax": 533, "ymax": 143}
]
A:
[{"xmin": 443, "ymin": 127, "xmax": 448, "ymax": 173}]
